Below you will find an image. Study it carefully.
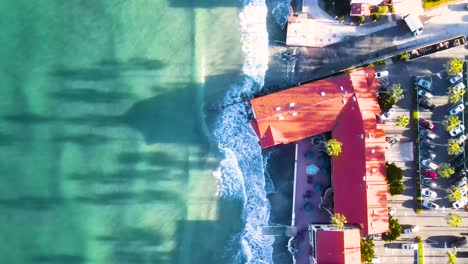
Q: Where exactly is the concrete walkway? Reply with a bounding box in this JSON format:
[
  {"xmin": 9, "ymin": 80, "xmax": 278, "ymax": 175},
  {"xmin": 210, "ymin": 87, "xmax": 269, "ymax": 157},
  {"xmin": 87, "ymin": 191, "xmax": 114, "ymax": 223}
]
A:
[{"xmin": 288, "ymin": 0, "xmax": 398, "ymax": 47}]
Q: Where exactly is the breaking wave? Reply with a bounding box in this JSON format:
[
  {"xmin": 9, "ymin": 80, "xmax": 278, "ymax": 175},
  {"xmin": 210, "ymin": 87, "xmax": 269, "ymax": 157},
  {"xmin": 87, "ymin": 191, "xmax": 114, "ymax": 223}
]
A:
[{"xmin": 213, "ymin": 0, "xmax": 275, "ymax": 263}]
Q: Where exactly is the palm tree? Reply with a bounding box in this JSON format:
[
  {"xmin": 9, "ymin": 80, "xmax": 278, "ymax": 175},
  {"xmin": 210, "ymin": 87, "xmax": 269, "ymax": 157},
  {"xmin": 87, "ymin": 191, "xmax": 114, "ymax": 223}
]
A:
[
  {"xmin": 389, "ymin": 83, "xmax": 404, "ymax": 99},
  {"xmin": 438, "ymin": 163, "xmax": 455, "ymax": 178},
  {"xmin": 446, "ymin": 249, "xmax": 457, "ymax": 264},
  {"xmin": 446, "ymin": 212, "xmax": 463, "ymax": 228},
  {"xmin": 326, "ymin": 139, "xmax": 343, "ymax": 156},
  {"xmin": 449, "ymin": 90, "xmax": 466, "ymax": 104},
  {"xmin": 331, "ymin": 213, "xmax": 347, "ymax": 230},
  {"xmin": 448, "ymin": 139, "xmax": 463, "ymax": 155},
  {"xmin": 447, "ymin": 186, "xmax": 463, "ymax": 203},
  {"xmin": 446, "ymin": 58, "xmax": 464, "ymax": 76},
  {"xmin": 396, "ymin": 115, "xmax": 409, "ymax": 127},
  {"xmin": 443, "ymin": 115, "xmax": 461, "ymax": 132}
]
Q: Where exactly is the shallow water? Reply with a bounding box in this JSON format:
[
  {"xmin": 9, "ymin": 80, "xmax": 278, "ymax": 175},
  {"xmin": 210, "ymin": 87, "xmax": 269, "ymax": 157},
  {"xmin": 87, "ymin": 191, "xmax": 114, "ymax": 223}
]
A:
[{"xmin": 0, "ymin": 0, "xmax": 297, "ymax": 262}]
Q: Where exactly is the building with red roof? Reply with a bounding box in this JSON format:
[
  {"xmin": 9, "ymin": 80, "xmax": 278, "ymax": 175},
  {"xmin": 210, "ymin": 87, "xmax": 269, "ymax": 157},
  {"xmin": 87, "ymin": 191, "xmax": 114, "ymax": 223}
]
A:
[
  {"xmin": 309, "ymin": 225, "xmax": 362, "ymax": 264},
  {"xmin": 250, "ymin": 68, "xmax": 389, "ymax": 237}
]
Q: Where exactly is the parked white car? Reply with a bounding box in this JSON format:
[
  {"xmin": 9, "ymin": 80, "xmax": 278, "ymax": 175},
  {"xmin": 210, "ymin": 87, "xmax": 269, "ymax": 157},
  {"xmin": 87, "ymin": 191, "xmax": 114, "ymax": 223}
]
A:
[
  {"xmin": 402, "ymin": 243, "xmax": 417, "ymax": 250},
  {"xmin": 421, "ymin": 188, "xmax": 437, "ymax": 198},
  {"xmin": 448, "ymin": 72, "xmax": 463, "ymax": 84},
  {"xmin": 380, "ymin": 108, "xmax": 395, "ymax": 121},
  {"xmin": 375, "ymin": 70, "xmax": 389, "ymax": 79},
  {"xmin": 449, "ymin": 125, "xmax": 465, "ymax": 137},
  {"xmin": 418, "ymin": 89, "xmax": 434, "ymax": 99},
  {"xmin": 388, "ymin": 207, "xmax": 396, "ymax": 216},
  {"xmin": 453, "ymin": 197, "xmax": 468, "ymax": 209},
  {"xmin": 449, "ymin": 103, "xmax": 465, "ymax": 116},
  {"xmin": 421, "ymin": 159, "xmax": 438, "ymax": 170},
  {"xmin": 403, "ymin": 225, "xmax": 420, "ymax": 234},
  {"xmin": 455, "ymin": 135, "xmax": 467, "ymax": 145},
  {"xmin": 422, "ymin": 199, "xmax": 440, "ymax": 209}
]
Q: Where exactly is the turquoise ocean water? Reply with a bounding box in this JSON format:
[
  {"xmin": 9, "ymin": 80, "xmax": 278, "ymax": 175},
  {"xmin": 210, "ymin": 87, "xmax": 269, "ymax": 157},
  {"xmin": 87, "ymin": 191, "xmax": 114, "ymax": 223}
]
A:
[{"xmin": 0, "ymin": 0, "xmax": 285, "ymax": 263}]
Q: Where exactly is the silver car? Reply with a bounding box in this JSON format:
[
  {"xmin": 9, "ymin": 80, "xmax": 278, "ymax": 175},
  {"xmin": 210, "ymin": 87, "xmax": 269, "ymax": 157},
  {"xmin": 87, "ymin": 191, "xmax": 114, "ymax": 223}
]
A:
[
  {"xmin": 448, "ymin": 72, "xmax": 463, "ymax": 84},
  {"xmin": 421, "ymin": 159, "xmax": 438, "ymax": 170}
]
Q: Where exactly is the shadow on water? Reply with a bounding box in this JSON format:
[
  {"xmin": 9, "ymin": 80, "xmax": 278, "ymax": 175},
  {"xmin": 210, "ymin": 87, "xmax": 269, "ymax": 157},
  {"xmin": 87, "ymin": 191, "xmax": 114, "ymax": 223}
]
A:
[
  {"xmin": 122, "ymin": 84, "xmax": 205, "ymax": 145},
  {"xmin": 97, "ymin": 227, "xmax": 172, "ymax": 264},
  {"xmin": 117, "ymin": 150, "xmax": 185, "ymax": 167},
  {"xmin": 53, "ymin": 133, "xmax": 113, "ymax": 145},
  {"xmin": 29, "ymin": 254, "xmax": 85, "ymax": 264},
  {"xmin": 168, "ymin": 0, "xmax": 242, "ymax": 8},
  {"xmin": 0, "ymin": 132, "xmax": 28, "ymax": 146},
  {"xmin": 51, "ymin": 58, "xmax": 164, "ymax": 81},
  {"xmin": 75, "ymin": 190, "xmax": 176, "ymax": 205},
  {"xmin": 173, "ymin": 199, "xmax": 244, "ymax": 264},
  {"xmin": 50, "ymin": 88, "xmax": 132, "ymax": 104},
  {"xmin": 69, "ymin": 168, "xmax": 171, "ymax": 185},
  {"xmin": 0, "ymin": 196, "xmax": 63, "ymax": 210}
]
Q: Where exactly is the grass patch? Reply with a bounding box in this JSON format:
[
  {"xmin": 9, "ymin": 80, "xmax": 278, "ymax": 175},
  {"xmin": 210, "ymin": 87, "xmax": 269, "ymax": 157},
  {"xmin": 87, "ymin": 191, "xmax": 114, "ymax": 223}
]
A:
[
  {"xmin": 418, "ymin": 241, "xmax": 424, "ymax": 264},
  {"xmin": 411, "ymin": 83, "xmax": 422, "ymax": 212},
  {"xmin": 423, "ymin": 0, "xmax": 455, "ymax": 9}
]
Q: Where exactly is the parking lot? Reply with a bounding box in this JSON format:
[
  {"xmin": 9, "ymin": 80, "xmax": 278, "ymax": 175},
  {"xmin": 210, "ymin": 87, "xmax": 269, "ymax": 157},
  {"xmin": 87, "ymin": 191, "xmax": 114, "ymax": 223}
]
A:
[{"xmin": 372, "ymin": 45, "xmax": 468, "ymax": 263}]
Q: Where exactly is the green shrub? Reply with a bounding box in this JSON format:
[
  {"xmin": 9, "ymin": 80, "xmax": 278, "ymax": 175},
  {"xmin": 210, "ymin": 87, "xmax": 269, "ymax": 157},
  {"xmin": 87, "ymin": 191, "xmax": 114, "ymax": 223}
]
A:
[
  {"xmin": 390, "ymin": 6, "xmax": 395, "ymax": 13},
  {"xmin": 378, "ymin": 5, "xmax": 388, "ymax": 14},
  {"xmin": 416, "ymin": 208, "xmax": 422, "ymax": 214},
  {"xmin": 361, "ymin": 238, "xmax": 375, "ymax": 263},
  {"xmin": 382, "ymin": 216, "xmax": 401, "ymax": 242},
  {"xmin": 372, "ymin": 13, "xmax": 381, "ymax": 21}
]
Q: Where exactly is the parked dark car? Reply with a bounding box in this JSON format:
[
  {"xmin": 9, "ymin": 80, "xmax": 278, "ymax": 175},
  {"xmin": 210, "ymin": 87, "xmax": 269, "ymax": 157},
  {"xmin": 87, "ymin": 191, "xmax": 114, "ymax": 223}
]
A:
[
  {"xmin": 420, "ymin": 139, "xmax": 436, "ymax": 150},
  {"xmin": 454, "ymin": 163, "xmax": 466, "ymax": 174},
  {"xmin": 449, "ymin": 152, "xmax": 464, "ymax": 163},
  {"xmin": 450, "ymin": 170, "xmax": 467, "ymax": 184},
  {"xmin": 419, "ymin": 129, "xmax": 437, "ymax": 140},
  {"xmin": 421, "ymin": 178, "xmax": 437, "ymax": 188},
  {"xmin": 453, "ymin": 237, "xmax": 467, "ymax": 248},
  {"xmin": 419, "ymin": 118, "xmax": 435, "ymax": 131},
  {"xmin": 418, "ymin": 98, "xmax": 435, "ymax": 110},
  {"xmin": 421, "ymin": 148, "xmax": 436, "ymax": 159},
  {"xmin": 451, "ymin": 157, "xmax": 466, "ymax": 169}
]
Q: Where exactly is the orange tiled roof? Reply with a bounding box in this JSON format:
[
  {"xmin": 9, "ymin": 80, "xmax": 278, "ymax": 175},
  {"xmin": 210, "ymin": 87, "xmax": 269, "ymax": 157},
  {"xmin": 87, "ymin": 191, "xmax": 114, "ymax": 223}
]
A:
[
  {"xmin": 316, "ymin": 229, "xmax": 362, "ymax": 264},
  {"xmin": 250, "ymin": 68, "xmax": 389, "ymax": 235}
]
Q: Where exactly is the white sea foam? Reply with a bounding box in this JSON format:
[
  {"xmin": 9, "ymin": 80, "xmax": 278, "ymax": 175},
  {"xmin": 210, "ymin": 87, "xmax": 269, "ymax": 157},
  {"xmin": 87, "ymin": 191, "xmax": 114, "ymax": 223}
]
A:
[{"xmin": 213, "ymin": 0, "xmax": 274, "ymax": 263}]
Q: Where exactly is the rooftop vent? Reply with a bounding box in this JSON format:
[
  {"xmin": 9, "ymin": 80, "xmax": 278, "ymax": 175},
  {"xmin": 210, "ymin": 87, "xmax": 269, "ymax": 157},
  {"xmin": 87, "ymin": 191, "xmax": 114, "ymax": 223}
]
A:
[
  {"xmin": 368, "ymin": 133, "xmax": 372, "ymax": 138},
  {"xmin": 371, "ymin": 149, "xmax": 375, "ymax": 154},
  {"xmin": 360, "ymin": 134, "xmax": 364, "ymax": 139},
  {"xmin": 291, "ymin": 112, "xmax": 298, "ymax": 116},
  {"xmin": 362, "ymin": 176, "xmax": 366, "ymax": 181},
  {"xmin": 342, "ymin": 98, "xmax": 347, "ymax": 104},
  {"xmin": 278, "ymin": 115, "xmax": 284, "ymax": 120},
  {"xmin": 371, "ymin": 168, "xmax": 377, "ymax": 173},
  {"xmin": 320, "ymin": 91, "xmax": 326, "ymax": 96},
  {"xmin": 289, "ymin": 102, "xmax": 295, "ymax": 107},
  {"xmin": 340, "ymin": 85, "xmax": 344, "ymax": 91},
  {"xmin": 275, "ymin": 106, "xmax": 282, "ymax": 111},
  {"xmin": 352, "ymin": 96, "xmax": 356, "ymax": 102}
]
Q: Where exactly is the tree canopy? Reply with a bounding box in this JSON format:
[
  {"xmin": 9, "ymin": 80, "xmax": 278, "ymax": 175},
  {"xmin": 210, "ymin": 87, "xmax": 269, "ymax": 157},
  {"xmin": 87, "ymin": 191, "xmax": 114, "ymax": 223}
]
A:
[
  {"xmin": 443, "ymin": 115, "xmax": 461, "ymax": 132},
  {"xmin": 449, "ymin": 89, "xmax": 466, "ymax": 104},
  {"xmin": 330, "ymin": 213, "xmax": 347, "ymax": 230},
  {"xmin": 447, "ymin": 186, "xmax": 463, "ymax": 203},
  {"xmin": 396, "ymin": 115, "xmax": 409, "ymax": 128},
  {"xmin": 438, "ymin": 163, "xmax": 455, "ymax": 178},
  {"xmin": 386, "ymin": 162, "xmax": 404, "ymax": 195},
  {"xmin": 382, "ymin": 216, "xmax": 401, "ymax": 242},
  {"xmin": 361, "ymin": 238, "xmax": 375, "ymax": 263},
  {"xmin": 326, "ymin": 139, "xmax": 343, "ymax": 156},
  {"xmin": 448, "ymin": 139, "xmax": 463, "ymax": 156},
  {"xmin": 447, "ymin": 249, "xmax": 457, "ymax": 264},
  {"xmin": 446, "ymin": 212, "xmax": 463, "ymax": 228},
  {"xmin": 446, "ymin": 58, "xmax": 464, "ymax": 76}
]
